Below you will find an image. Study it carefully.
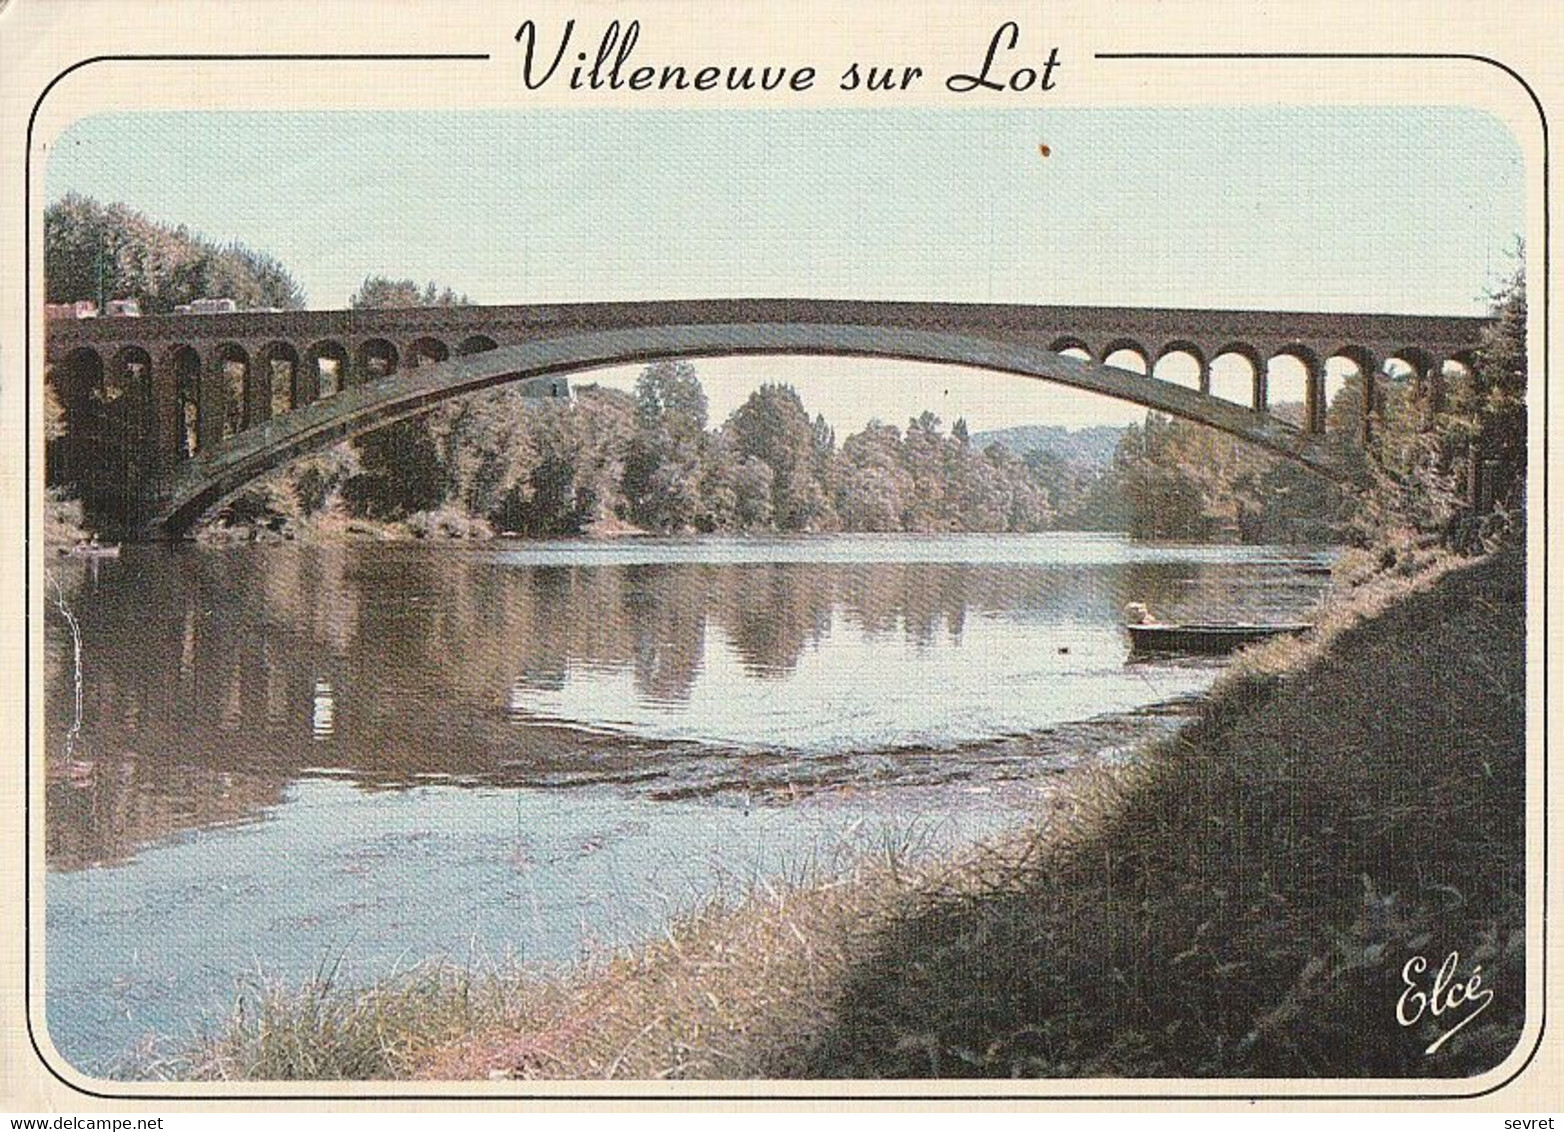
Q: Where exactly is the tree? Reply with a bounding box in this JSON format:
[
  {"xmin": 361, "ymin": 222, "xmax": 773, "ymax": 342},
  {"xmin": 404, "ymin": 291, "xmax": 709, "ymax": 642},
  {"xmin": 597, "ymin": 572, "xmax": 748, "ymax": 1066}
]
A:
[
  {"xmin": 1111, "ymin": 418, "xmax": 1216, "ymax": 540},
  {"xmin": 1353, "ymin": 251, "xmax": 1525, "ymax": 548},
  {"xmin": 624, "ymin": 361, "xmax": 712, "ymax": 532},
  {"xmin": 837, "ymin": 422, "xmax": 912, "ymax": 531},
  {"xmin": 726, "ymin": 384, "xmax": 835, "ymax": 531},
  {"xmin": 339, "ymin": 421, "xmax": 446, "ymax": 518},
  {"xmin": 44, "ymin": 193, "xmax": 306, "ymax": 312},
  {"xmin": 340, "ymin": 276, "xmax": 473, "ymax": 518},
  {"xmin": 634, "ymin": 360, "xmax": 708, "ymax": 438},
  {"xmin": 1472, "ymin": 254, "xmax": 1527, "ymax": 516},
  {"xmin": 898, "ymin": 411, "xmax": 950, "ymax": 531},
  {"xmin": 348, "ymin": 276, "xmax": 469, "ymax": 309}
]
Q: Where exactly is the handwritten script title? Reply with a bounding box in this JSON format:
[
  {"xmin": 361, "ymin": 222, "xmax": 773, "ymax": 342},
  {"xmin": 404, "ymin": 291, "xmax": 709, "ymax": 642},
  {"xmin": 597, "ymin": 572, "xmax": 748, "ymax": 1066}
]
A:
[{"xmin": 514, "ymin": 19, "xmax": 1063, "ymax": 96}]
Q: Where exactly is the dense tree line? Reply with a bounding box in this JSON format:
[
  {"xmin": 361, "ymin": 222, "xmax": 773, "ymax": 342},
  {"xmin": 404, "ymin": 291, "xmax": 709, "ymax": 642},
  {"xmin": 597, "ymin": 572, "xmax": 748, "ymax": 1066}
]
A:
[
  {"xmin": 1101, "ymin": 394, "xmax": 1360, "ymax": 543},
  {"xmin": 226, "ymin": 360, "xmax": 1057, "ymax": 539},
  {"xmin": 348, "ymin": 276, "xmax": 470, "ymax": 309},
  {"xmin": 44, "ymin": 194, "xmax": 305, "ymax": 312}
]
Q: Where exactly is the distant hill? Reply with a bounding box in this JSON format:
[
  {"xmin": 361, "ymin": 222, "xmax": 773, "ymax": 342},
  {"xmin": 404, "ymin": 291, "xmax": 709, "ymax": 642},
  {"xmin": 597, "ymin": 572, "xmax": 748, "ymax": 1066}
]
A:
[{"xmin": 972, "ymin": 424, "xmax": 1126, "ymax": 470}]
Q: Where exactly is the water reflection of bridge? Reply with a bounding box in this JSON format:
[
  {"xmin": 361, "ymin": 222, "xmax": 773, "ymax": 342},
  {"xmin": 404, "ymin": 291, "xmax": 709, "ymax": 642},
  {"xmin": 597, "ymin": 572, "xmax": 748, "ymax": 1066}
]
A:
[
  {"xmin": 44, "ymin": 300, "xmax": 1489, "ymax": 534},
  {"xmin": 45, "ymin": 544, "xmax": 1322, "ymax": 869}
]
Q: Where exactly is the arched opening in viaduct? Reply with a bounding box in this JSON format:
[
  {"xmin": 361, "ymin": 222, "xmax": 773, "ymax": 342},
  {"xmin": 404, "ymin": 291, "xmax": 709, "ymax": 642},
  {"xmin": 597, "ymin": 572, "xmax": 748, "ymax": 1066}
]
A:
[
  {"xmin": 260, "ymin": 342, "xmax": 302, "ymax": 419},
  {"xmin": 307, "ymin": 340, "xmax": 349, "ymax": 400},
  {"xmin": 1266, "ymin": 347, "xmax": 1325, "ymax": 433},
  {"xmin": 1209, "ymin": 346, "xmax": 1262, "ymax": 409},
  {"xmin": 457, "ymin": 334, "xmax": 499, "ymax": 356},
  {"xmin": 1152, "ymin": 342, "xmax": 1205, "ymax": 392},
  {"xmin": 213, "ymin": 343, "xmax": 252, "ymax": 441},
  {"xmin": 168, "ymin": 345, "xmax": 202, "ymax": 462},
  {"xmin": 49, "ymin": 347, "xmax": 105, "ymax": 487},
  {"xmin": 1442, "ymin": 354, "xmax": 1478, "ymax": 406},
  {"xmin": 1101, "ymin": 339, "xmax": 1151, "ymax": 376},
  {"xmin": 356, "ymin": 338, "xmax": 399, "ymax": 383},
  {"xmin": 1265, "ymin": 355, "xmax": 1309, "ymax": 429},
  {"xmin": 408, "ymin": 337, "xmax": 451, "ymax": 368},
  {"xmin": 1323, "ymin": 347, "xmax": 1380, "ymax": 442}
]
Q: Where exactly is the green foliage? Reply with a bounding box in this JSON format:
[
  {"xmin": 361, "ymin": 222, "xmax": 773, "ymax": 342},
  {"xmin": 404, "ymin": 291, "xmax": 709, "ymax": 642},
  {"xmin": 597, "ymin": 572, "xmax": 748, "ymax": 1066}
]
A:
[
  {"xmin": 623, "ymin": 361, "xmax": 713, "ymax": 531},
  {"xmin": 342, "ymin": 277, "xmax": 474, "ymax": 519},
  {"xmin": 1354, "ymin": 250, "xmax": 1527, "ymax": 549},
  {"xmin": 340, "ymin": 420, "xmax": 447, "ymax": 520},
  {"xmin": 1104, "ymin": 371, "xmax": 1381, "ymax": 545},
  {"xmin": 211, "ymin": 365, "xmax": 1067, "ymax": 540},
  {"xmin": 348, "ymin": 276, "xmax": 469, "ymax": 309},
  {"xmin": 44, "ymin": 193, "xmax": 305, "ymax": 311},
  {"xmin": 802, "ymin": 552, "xmax": 1524, "ymax": 1080},
  {"xmin": 1067, "ymin": 254, "xmax": 1529, "ymax": 548},
  {"xmin": 728, "ymin": 384, "xmax": 839, "ymax": 531},
  {"xmin": 634, "ymin": 359, "xmax": 708, "ymax": 437},
  {"xmin": 1469, "ymin": 256, "xmax": 1527, "ymax": 517}
]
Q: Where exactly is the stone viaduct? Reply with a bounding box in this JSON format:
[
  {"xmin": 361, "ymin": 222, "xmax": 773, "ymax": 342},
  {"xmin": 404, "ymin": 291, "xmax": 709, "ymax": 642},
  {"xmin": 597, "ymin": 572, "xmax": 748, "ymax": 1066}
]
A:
[{"xmin": 42, "ymin": 299, "xmax": 1490, "ymax": 537}]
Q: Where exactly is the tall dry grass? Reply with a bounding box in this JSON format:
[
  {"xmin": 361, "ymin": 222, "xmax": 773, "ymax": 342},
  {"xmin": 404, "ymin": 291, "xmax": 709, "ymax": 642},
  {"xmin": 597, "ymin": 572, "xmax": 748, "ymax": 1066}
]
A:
[{"xmin": 796, "ymin": 545, "xmax": 1526, "ymax": 1078}]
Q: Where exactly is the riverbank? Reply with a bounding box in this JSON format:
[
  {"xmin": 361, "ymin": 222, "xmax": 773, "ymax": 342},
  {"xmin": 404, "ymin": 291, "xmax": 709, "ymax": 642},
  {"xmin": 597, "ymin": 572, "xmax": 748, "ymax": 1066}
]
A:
[{"xmin": 163, "ymin": 536, "xmax": 1526, "ymax": 1081}]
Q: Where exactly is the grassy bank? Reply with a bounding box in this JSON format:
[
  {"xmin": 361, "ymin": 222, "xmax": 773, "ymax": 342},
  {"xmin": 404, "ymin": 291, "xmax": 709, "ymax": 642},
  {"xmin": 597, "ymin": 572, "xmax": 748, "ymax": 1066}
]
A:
[
  {"xmin": 166, "ymin": 540, "xmax": 1527, "ymax": 1081},
  {"xmin": 796, "ymin": 543, "xmax": 1526, "ymax": 1078}
]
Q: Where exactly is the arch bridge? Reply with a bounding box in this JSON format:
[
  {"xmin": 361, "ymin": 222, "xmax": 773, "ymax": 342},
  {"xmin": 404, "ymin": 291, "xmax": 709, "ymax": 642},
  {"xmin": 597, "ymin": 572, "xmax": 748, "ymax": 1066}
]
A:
[{"xmin": 43, "ymin": 298, "xmax": 1489, "ymax": 537}]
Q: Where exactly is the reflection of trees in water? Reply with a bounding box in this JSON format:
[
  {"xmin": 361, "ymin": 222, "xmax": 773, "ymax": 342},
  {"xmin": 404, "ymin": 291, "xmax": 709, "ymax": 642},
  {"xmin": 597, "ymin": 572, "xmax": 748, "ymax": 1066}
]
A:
[
  {"xmin": 46, "ymin": 762, "xmax": 285, "ymax": 872},
  {"xmin": 1113, "ymin": 560, "xmax": 1323, "ymax": 624},
  {"xmin": 722, "ymin": 564, "xmax": 835, "ymax": 678},
  {"xmin": 622, "ymin": 564, "xmax": 709, "ymax": 703},
  {"xmin": 835, "ymin": 565, "xmax": 976, "ymax": 648},
  {"xmin": 44, "ymin": 544, "xmax": 1309, "ymax": 869},
  {"xmin": 45, "ymin": 553, "xmax": 325, "ymax": 869}
]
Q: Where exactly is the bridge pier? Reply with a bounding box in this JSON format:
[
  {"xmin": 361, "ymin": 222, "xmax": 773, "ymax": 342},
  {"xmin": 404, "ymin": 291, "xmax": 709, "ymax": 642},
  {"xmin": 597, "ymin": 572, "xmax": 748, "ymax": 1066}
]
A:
[
  {"xmin": 1426, "ymin": 360, "xmax": 1446, "ymax": 421},
  {"xmin": 1360, "ymin": 366, "xmax": 1376, "ymax": 448},
  {"xmin": 1303, "ymin": 357, "xmax": 1326, "ymax": 435},
  {"xmin": 1251, "ymin": 364, "xmax": 1268, "ymax": 412},
  {"xmin": 248, "ymin": 351, "xmax": 272, "ymax": 430},
  {"xmin": 298, "ymin": 348, "xmax": 321, "ymax": 406},
  {"xmin": 199, "ymin": 352, "xmax": 226, "ymax": 455}
]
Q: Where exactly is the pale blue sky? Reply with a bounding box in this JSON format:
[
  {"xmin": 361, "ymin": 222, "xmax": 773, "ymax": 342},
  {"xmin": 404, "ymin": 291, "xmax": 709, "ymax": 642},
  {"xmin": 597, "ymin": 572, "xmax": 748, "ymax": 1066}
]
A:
[{"xmin": 43, "ymin": 107, "xmax": 1525, "ymax": 432}]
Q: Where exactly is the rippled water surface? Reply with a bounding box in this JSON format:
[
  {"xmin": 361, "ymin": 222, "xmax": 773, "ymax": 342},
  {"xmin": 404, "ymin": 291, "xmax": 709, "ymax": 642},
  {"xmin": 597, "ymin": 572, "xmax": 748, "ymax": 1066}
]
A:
[{"xmin": 43, "ymin": 533, "xmax": 1331, "ymax": 1074}]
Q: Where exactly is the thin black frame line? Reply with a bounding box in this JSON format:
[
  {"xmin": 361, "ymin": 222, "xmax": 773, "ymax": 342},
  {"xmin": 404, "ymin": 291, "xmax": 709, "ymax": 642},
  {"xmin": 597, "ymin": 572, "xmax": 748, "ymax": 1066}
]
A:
[{"xmin": 20, "ymin": 49, "xmax": 1551, "ymax": 1103}]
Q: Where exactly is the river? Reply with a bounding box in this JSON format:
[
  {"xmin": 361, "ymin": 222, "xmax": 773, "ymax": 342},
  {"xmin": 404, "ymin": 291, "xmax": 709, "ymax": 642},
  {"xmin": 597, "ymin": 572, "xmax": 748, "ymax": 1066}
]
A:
[{"xmin": 42, "ymin": 532, "xmax": 1332, "ymax": 1076}]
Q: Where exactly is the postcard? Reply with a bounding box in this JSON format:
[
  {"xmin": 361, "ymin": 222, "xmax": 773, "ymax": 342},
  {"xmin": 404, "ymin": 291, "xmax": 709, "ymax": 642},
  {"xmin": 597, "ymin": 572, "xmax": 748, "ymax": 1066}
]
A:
[{"xmin": 0, "ymin": 0, "xmax": 1557, "ymax": 1114}]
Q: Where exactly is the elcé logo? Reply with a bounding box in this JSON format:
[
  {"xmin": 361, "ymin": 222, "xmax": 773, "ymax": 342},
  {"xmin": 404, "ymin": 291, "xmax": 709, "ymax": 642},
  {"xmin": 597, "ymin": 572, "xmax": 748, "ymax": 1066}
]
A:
[{"xmin": 1396, "ymin": 950, "xmax": 1495, "ymax": 1055}]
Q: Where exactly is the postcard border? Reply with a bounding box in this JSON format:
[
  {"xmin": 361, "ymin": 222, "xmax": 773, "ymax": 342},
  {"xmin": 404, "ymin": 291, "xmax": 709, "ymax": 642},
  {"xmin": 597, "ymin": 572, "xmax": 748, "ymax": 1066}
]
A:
[{"xmin": 20, "ymin": 50, "xmax": 1552, "ymax": 1103}]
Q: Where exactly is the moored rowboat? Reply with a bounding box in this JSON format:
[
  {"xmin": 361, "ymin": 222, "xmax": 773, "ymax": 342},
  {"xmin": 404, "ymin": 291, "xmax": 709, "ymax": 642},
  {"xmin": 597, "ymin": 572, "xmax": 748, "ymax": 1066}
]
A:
[{"xmin": 1126, "ymin": 621, "xmax": 1309, "ymax": 656}]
